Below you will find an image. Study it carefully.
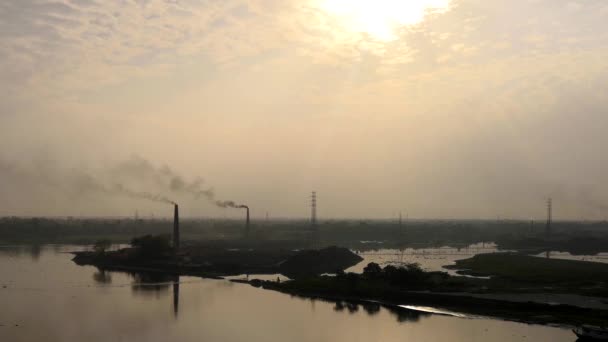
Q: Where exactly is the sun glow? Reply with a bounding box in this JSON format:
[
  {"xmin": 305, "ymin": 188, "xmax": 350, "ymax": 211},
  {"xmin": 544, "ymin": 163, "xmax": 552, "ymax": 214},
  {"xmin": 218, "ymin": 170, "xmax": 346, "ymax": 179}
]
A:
[{"xmin": 320, "ymin": 0, "xmax": 451, "ymax": 41}]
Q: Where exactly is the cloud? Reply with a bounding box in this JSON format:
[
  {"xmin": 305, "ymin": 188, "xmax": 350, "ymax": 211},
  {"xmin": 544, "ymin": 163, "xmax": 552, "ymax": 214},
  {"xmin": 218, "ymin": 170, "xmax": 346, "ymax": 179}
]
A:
[{"xmin": 2, "ymin": 0, "xmax": 608, "ymax": 218}]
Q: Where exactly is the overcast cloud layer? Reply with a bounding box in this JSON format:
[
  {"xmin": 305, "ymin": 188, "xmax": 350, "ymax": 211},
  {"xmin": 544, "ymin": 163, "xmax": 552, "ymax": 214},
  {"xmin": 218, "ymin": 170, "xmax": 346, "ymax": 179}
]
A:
[{"xmin": 1, "ymin": 0, "xmax": 608, "ymax": 219}]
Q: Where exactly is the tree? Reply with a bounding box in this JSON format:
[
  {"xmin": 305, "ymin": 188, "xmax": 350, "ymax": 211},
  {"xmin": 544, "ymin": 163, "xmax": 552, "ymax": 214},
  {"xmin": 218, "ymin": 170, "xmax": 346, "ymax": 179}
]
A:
[
  {"xmin": 130, "ymin": 235, "xmax": 171, "ymax": 258},
  {"xmin": 93, "ymin": 239, "xmax": 112, "ymax": 254},
  {"xmin": 363, "ymin": 262, "xmax": 382, "ymax": 278}
]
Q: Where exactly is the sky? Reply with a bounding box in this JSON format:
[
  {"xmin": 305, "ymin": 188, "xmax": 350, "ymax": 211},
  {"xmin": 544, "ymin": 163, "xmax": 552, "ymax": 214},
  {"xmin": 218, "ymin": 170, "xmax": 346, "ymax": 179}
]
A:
[{"xmin": 1, "ymin": 0, "xmax": 608, "ymax": 219}]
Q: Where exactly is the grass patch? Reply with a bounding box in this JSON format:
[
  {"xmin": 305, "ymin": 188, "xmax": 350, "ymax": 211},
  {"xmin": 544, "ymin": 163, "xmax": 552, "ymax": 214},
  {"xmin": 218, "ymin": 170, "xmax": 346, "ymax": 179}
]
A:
[{"xmin": 452, "ymin": 253, "xmax": 608, "ymax": 284}]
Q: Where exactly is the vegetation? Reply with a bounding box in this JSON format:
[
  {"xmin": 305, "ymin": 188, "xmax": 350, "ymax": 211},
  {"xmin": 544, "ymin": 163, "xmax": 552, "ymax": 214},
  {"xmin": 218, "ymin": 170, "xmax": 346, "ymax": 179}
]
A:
[
  {"xmin": 279, "ymin": 246, "xmax": 363, "ymax": 278},
  {"xmin": 2, "ymin": 216, "xmax": 608, "ymax": 256},
  {"xmin": 130, "ymin": 234, "xmax": 172, "ymax": 258},
  {"xmin": 451, "ymin": 253, "xmax": 608, "ymax": 285},
  {"xmin": 93, "ymin": 239, "xmax": 112, "ymax": 254},
  {"xmin": 269, "ymin": 263, "xmax": 477, "ymax": 303},
  {"xmin": 257, "ymin": 261, "xmax": 608, "ymax": 327},
  {"xmin": 73, "ymin": 244, "xmax": 361, "ymax": 280}
]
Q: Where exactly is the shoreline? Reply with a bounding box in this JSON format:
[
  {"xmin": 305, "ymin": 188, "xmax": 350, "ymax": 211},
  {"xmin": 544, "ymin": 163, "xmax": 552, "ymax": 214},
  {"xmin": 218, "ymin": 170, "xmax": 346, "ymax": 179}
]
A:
[
  {"xmin": 70, "ymin": 247, "xmax": 608, "ymax": 328},
  {"xmin": 70, "ymin": 245, "xmax": 363, "ymax": 280},
  {"xmin": 243, "ymin": 279, "xmax": 607, "ymax": 327}
]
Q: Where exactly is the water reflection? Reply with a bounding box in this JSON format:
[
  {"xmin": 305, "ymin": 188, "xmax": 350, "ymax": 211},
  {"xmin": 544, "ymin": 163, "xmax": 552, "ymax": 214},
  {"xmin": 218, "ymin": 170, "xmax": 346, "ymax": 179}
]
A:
[
  {"xmin": 102, "ymin": 266, "xmax": 430, "ymax": 326},
  {"xmin": 291, "ymin": 295, "xmax": 430, "ymax": 324},
  {"xmin": 349, "ymin": 243, "xmax": 503, "ymax": 274},
  {"xmin": 90, "ymin": 267, "xmax": 182, "ymax": 316},
  {"xmin": 0, "ymin": 245, "xmax": 576, "ymax": 342},
  {"xmin": 0, "ymin": 244, "xmax": 44, "ymax": 260},
  {"xmin": 130, "ymin": 273, "xmax": 173, "ymax": 296},
  {"xmin": 173, "ymin": 276, "xmax": 179, "ymax": 318},
  {"xmin": 92, "ymin": 268, "xmax": 112, "ymax": 284},
  {"xmin": 29, "ymin": 244, "xmax": 42, "ymax": 260},
  {"xmin": 361, "ymin": 302, "xmax": 381, "ymax": 316}
]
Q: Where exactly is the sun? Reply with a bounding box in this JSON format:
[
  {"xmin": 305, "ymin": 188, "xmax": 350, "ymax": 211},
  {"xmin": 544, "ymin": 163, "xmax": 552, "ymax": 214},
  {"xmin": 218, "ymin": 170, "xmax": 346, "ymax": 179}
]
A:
[{"xmin": 319, "ymin": 0, "xmax": 451, "ymax": 41}]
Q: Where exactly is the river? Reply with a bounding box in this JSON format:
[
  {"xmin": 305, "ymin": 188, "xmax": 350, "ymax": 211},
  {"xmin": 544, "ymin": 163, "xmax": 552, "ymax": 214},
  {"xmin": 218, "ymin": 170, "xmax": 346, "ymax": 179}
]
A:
[
  {"xmin": 349, "ymin": 243, "xmax": 502, "ymax": 274},
  {"xmin": 0, "ymin": 245, "xmax": 576, "ymax": 342}
]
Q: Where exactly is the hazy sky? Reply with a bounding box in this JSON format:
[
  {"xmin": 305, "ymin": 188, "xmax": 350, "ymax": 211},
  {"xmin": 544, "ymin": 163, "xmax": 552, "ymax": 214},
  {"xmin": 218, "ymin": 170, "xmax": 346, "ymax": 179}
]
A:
[{"xmin": 1, "ymin": 0, "xmax": 608, "ymax": 219}]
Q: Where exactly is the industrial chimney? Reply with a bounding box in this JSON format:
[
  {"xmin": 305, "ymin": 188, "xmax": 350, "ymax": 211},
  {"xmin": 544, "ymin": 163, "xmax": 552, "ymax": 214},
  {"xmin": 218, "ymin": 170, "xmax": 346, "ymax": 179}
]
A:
[{"xmin": 173, "ymin": 204, "xmax": 180, "ymax": 251}]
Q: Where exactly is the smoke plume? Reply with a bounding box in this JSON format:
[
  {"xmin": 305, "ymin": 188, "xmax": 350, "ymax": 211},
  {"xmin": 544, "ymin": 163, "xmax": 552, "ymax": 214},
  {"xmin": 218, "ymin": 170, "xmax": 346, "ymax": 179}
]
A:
[
  {"xmin": 113, "ymin": 184, "xmax": 176, "ymax": 205},
  {"xmin": 0, "ymin": 155, "xmax": 246, "ymax": 213},
  {"xmin": 112, "ymin": 157, "xmax": 245, "ymax": 210},
  {"xmin": 112, "ymin": 156, "xmax": 214, "ymax": 201}
]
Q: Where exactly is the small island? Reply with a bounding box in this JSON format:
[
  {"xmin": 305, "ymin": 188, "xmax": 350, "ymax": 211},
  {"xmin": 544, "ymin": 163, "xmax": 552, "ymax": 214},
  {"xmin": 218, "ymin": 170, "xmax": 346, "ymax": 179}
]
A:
[{"xmin": 72, "ymin": 234, "xmax": 363, "ymax": 279}]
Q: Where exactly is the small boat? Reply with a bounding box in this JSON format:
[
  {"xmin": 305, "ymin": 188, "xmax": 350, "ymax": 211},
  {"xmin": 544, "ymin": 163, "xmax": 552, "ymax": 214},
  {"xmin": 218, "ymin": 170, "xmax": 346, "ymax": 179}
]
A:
[{"xmin": 573, "ymin": 325, "xmax": 608, "ymax": 340}]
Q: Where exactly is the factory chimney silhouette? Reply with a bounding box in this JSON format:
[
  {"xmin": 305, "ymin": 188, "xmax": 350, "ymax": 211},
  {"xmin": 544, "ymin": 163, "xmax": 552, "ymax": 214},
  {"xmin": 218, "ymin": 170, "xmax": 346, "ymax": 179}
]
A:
[{"xmin": 173, "ymin": 204, "xmax": 180, "ymax": 251}]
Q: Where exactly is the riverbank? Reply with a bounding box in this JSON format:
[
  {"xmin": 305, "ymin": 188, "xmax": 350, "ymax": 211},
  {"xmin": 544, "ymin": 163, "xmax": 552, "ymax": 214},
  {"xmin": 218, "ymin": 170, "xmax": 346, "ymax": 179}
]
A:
[
  {"xmin": 232, "ymin": 253, "xmax": 608, "ymax": 327},
  {"xmin": 447, "ymin": 253, "xmax": 608, "ymax": 297},
  {"xmin": 241, "ymin": 277, "xmax": 608, "ymax": 327}
]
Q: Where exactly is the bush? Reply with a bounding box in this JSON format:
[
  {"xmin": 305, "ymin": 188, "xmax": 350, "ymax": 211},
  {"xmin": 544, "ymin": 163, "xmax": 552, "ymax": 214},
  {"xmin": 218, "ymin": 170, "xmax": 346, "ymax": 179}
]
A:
[
  {"xmin": 363, "ymin": 262, "xmax": 382, "ymax": 278},
  {"xmin": 362, "ymin": 262, "xmax": 428, "ymax": 286}
]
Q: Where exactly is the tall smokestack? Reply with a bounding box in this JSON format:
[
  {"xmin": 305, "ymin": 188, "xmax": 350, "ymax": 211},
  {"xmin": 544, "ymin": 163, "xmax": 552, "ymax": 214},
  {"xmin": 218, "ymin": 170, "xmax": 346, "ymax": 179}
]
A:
[{"xmin": 173, "ymin": 204, "xmax": 180, "ymax": 251}]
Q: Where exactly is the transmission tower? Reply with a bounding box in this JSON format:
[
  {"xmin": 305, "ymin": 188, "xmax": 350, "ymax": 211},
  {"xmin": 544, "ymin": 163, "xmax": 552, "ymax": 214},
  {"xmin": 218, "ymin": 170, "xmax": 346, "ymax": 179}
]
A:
[
  {"xmin": 311, "ymin": 191, "xmax": 317, "ymax": 227},
  {"xmin": 545, "ymin": 198, "xmax": 552, "ymax": 236}
]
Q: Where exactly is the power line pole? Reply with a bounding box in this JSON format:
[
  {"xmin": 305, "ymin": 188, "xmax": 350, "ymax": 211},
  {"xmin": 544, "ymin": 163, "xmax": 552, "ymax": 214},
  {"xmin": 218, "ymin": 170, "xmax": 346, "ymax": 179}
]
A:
[
  {"xmin": 546, "ymin": 198, "xmax": 552, "ymax": 237},
  {"xmin": 311, "ymin": 191, "xmax": 317, "ymax": 228},
  {"xmin": 311, "ymin": 191, "xmax": 319, "ymax": 248}
]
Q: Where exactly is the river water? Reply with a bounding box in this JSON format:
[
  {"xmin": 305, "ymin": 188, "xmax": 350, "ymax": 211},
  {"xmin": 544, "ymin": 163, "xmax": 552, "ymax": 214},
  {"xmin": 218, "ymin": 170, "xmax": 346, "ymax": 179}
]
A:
[
  {"xmin": 349, "ymin": 243, "xmax": 502, "ymax": 275},
  {"xmin": 0, "ymin": 245, "xmax": 576, "ymax": 342}
]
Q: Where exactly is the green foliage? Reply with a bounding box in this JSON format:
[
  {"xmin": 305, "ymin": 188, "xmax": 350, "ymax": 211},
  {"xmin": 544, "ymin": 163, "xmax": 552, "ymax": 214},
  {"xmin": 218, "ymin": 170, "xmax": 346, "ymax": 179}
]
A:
[{"xmin": 130, "ymin": 234, "xmax": 172, "ymax": 258}]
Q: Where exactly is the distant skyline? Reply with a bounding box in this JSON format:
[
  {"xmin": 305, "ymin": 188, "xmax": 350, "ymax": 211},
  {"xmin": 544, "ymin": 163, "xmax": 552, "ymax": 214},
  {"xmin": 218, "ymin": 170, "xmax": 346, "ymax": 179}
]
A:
[{"xmin": 2, "ymin": 0, "xmax": 608, "ymax": 219}]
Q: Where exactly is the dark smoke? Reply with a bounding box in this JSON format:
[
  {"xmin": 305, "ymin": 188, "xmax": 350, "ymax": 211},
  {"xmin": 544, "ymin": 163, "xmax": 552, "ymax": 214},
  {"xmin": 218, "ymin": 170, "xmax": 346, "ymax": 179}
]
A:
[
  {"xmin": 0, "ymin": 155, "xmax": 245, "ymax": 211},
  {"xmin": 86, "ymin": 156, "xmax": 241, "ymax": 209},
  {"xmin": 84, "ymin": 156, "xmax": 240, "ymax": 209},
  {"xmin": 113, "ymin": 184, "xmax": 176, "ymax": 205},
  {"xmin": 113, "ymin": 156, "xmax": 215, "ymax": 200},
  {"xmin": 113, "ymin": 157, "xmax": 246, "ymax": 210},
  {"xmin": 0, "ymin": 157, "xmax": 178, "ymax": 207}
]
